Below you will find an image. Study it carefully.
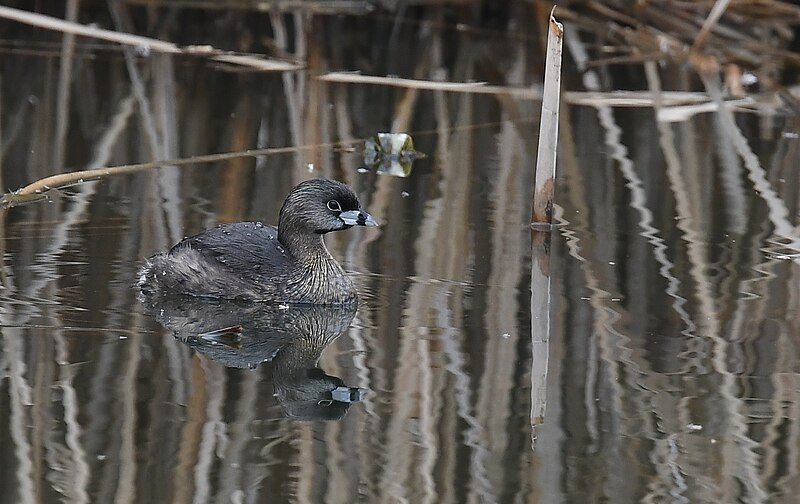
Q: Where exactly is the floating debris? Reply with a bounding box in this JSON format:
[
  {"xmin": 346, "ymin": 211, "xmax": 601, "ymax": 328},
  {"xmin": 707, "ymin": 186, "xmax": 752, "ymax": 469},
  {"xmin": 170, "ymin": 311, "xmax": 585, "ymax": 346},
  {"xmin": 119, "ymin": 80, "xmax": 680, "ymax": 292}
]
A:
[
  {"xmin": 197, "ymin": 325, "xmax": 244, "ymax": 349},
  {"xmin": 364, "ymin": 133, "xmax": 425, "ymax": 177}
]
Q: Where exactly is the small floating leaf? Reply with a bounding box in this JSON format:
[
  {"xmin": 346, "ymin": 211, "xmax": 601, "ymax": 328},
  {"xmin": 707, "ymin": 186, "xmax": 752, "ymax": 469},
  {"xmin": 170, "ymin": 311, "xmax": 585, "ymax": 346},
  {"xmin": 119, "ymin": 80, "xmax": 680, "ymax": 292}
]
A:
[{"xmin": 364, "ymin": 133, "xmax": 425, "ymax": 177}]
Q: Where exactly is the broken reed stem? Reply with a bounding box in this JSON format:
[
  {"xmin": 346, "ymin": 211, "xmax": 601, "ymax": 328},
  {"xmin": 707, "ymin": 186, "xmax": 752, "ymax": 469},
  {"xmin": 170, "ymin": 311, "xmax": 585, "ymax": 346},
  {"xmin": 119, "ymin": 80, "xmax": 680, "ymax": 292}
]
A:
[
  {"xmin": 691, "ymin": 0, "xmax": 732, "ymax": 53},
  {"xmin": 529, "ymin": 8, "xmax": 562, "ymax": 442},
  {"xmin": 0, "ymin": 143, "xmax": 356, "ymax": 207},
  {"xmin": 0, "ymin": 5, "xmax": 302, "ymax": 71},
  {"xmin": 531, "ymin": 11, "xmax": 563, "ymax": 228}
]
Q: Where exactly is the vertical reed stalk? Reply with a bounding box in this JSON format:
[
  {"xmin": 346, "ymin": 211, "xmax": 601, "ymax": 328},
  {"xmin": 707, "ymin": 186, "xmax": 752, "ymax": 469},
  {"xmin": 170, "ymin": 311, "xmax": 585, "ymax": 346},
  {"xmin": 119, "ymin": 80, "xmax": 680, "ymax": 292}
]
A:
[
  {"xmin": 530, "ymin": 9, "xmax": 562, "ymax": 442},
  {"xmin": 531, "ymin": 11, "xmax": 563, "ymax": 228}
]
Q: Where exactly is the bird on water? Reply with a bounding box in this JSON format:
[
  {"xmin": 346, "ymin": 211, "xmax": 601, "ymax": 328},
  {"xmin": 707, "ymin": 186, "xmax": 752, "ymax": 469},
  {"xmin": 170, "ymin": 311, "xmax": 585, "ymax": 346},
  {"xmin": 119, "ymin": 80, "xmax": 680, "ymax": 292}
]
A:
[{"xmin": 138, "ymin": 178, "xmax": 377, "ymax": 305}]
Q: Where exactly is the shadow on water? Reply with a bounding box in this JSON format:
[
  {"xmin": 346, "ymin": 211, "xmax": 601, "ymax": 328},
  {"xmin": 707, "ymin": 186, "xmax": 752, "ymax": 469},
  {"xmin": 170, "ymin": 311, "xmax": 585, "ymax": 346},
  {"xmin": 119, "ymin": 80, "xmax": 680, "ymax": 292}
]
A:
[{"xmin": 0, "ymin": 1, "xmax": 798, "ymax": 503}]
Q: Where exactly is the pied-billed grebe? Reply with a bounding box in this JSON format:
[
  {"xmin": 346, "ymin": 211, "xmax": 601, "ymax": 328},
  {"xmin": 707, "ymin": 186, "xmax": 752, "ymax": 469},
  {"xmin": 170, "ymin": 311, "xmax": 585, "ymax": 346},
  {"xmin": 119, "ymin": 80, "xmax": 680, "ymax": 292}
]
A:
[{"xmin": 138, "ymin": 179, "xmax": 377, "ymax": 304}]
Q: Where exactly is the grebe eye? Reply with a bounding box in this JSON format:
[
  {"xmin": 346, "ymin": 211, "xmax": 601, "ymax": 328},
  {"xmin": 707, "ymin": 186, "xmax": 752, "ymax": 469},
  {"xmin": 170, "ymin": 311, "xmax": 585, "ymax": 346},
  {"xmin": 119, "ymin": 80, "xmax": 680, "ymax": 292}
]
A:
[{"xmin": 327, "ymin": 200, "xmax": 342, "ymax": 212}]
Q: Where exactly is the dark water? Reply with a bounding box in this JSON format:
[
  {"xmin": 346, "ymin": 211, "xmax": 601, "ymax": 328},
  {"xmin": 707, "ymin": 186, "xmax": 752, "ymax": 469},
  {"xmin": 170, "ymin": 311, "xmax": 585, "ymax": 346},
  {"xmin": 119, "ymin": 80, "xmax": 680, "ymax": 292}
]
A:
[{"xmin": 1, "ymin": 4, "xmax": 800, "ymax": 504}]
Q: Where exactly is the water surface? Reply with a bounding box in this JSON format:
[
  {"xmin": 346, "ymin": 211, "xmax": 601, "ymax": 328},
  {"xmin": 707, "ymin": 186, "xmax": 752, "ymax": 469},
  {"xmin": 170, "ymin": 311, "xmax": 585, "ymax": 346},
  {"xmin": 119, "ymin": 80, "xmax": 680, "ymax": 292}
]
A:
[{"xmin": 1, "ymin": 4, "xmax": 799, "ymax": 504}]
